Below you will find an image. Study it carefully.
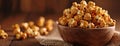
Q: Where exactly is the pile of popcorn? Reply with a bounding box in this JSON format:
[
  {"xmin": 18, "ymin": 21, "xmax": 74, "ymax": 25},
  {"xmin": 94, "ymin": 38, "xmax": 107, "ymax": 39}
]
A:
[
  {"xmin": 58, "ymin": 0, "xmax": 116, "ymax": 28},
  {"xmin": 12, "ymin": 17, "xmax": 54, "ymax": 40}
]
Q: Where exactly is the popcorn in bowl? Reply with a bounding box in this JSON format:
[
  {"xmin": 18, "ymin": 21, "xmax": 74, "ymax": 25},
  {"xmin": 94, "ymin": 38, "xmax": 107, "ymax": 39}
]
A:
[
  {"xmin": 58, "ymin": 0, "xmax": 116, "ymax": 28},
  {"xmin": 57, "ymin": 0, "xmax": 118, "ymax": 46}
]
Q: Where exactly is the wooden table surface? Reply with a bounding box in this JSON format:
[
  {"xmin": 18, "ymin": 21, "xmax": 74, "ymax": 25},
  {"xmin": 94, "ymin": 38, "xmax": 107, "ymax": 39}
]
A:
[{"xmin": 0, "ymin": 13, "xmax": 120, "ymax": 46}]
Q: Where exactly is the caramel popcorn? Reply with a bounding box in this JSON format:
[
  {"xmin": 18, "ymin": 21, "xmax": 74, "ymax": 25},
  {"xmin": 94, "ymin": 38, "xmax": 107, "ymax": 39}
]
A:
[
  {"xmin": 37, "ymin": 16, "xmax": 45, "ymax": 27},
  {"xmin": 21, "ymin": 33, "xmax": 27, "ymax": 39},
  {"xmin": 58, "ymin": 16, "xmax": 68, "ymax": 26},
  {"xmin": 12, "ymin": 24, "xmax": 21, "ymax": 34},
  {"xmin": 28, "ymin": 21, "xmax": 35, "ymax": 27},
  {"xmin": 74, "ymin": 15, "xmax": 82, "ymax": 21},
  {"xmin": 16, "ymin": 33, "xmax": 21, "ymax": 39},
  {"xmin": 0, "ymin": 29, "xmax": 8, "ymax": 39},
  {"xmin": 58, "ymin": 0, "xmax": 116, "ymax": 28},
  {"xmin": 12, "ymin": 16, "xmax": 54, "ymax": 40},
  {"xmin": 71, "ymin": 6, "xmax": 78, "ymax": 15},
  {"xmin": 79, "ymin": 0, "xmax": 87, "ymax": 10},
  {"xmin": 15, "ymin": 32, "xmax": 27, "ymax": 40},
  {"xmin": 88, "ymin": 23, "xmax": 95, "ymax": 28},
  {"xmin": 39, "ymin": 27, "xmax": 48, "ymax": 35},
  {"xmin": 46, "ymin": 19, "xmax": 54, "ymax": 31},
  {"xmin": 79, "ymin": 20, "xmax": 88, "ymax": 28},
  {"xmin": 68, "ymin": 18, "xmax": 77, "ymax": 27},
  {"xmin": 83, "ymin": 13, "xmax": 92, "ymax": 20},
  {"xmin": 21, "ymin": 22, "xmax": 29, "ymax": 30}
]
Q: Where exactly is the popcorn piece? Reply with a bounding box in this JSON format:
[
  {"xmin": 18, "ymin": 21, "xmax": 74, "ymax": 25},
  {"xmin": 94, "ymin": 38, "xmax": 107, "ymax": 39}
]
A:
[
  {"xmin": 46, "ymin": 19, "xmax": 54, "ymax": 27},
  {"xmin": 37, "ymin": 17, "xmax": 45, "ymax": 27},
  {"xmin": 70, "ymin": 6, "xmax": 78, "ymax": 15},
  {"xmin": 46, "ymin": 26, "xmax": 53, "ymax": 32},
  {"xmin": 58, "ymin": 16, "xmax": 68, "ymax": 26},
  {"xmin": 46, "ymin": 19, "xmax": 54, "ymax": 31},
  {"xmin": 21, "ymin": 22, "xmax": 29, "ymax": 30},
  {"xmin": 79, "ymin": 20, "xmax": 88, "ymax": 28},
  {"xmin": 80, "ymin": 0, "xmax": 87, "ymax": 6},
  {"xmin": 63, "ymin": 9, "xmax": 72, "ymax": 17},
  {"xmin": 97, "ymin": 18, "xmax": 107, "ymax": 27},
  {"xmin": 39, "ymin": 27, "xmax": 48, "ymax": 35},
  {"xmin": 86, "ymin": 1, "xmax": 96, "ymax": 12},
  {"xmin": 0, "ymin": 29, "xmax": 8, "ymax": 39},
  {"xmin": 88, "ymin": 23, "xmax": 95, "ymax": 28},
  {"xmin": 21, "ymin": 33, "xmax": 27, "ymax": 39},
  {"xmin": 83, "ymin": 13, "xmax": 92, "ymax": 20},
  {"xmin": 25, "ymin": 27, "xmax": 33, "ymax": 37},
  {"xmin": 32, "ymin": 31, "xmax": 40, "ymax": 37},
  {"xmin": 28, "ymin": 21, "xmax": 35, "ymax": 27},
  {"xmin": 15, "ymin": 32, "xmax": 23, "ymax": 40},
  {"xmin": 63, "ymin": 9, "xmax": 73, "ymax": 18},
  {"xmin": 68, "ymin": 18, "xmax": 77, "ymax": 27},
  {"xmin": 77, "ymin": 10, "xmax": 84, "ymax": 16},
  {"xmin": 12, "ymin": 24, "xmax": 21, "ymax": 34},
  {"xmin": 16, "ymin": 33, "xmax": 21, "ymax": 39},
  {"xmin": 74, "ymin": 15, "xmax": 83, "ymax": 22},
  {"xmin": 108, "ymin": 19, "xmax": 116, "ymax": 26},
  {"xmin": 72, "ymin": 2, "xmax": 78, "ymax": 7},
  {"xmin": 31, "ymin": 25, "xmax": 39, "ymax": 31},
  {"xmin": 79, "ymin": 0, "xmax": 87, "ymax": 10},
  {"xmin": 88, "ymin": 1, "xmax": 95, "ymax": 7}
]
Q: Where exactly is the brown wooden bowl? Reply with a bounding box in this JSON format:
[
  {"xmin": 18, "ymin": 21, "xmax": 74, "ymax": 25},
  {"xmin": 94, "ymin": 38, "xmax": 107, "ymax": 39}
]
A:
[{"xmin": 57, "ymin": 23, "xmax": 115, "ymax": 46}]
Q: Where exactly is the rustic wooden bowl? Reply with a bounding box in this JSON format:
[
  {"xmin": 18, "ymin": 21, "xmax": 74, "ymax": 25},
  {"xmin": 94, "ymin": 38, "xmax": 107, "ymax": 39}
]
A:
[{"xmin": 57, "ymin": 23, "xmax": 115, "ymax": 46}]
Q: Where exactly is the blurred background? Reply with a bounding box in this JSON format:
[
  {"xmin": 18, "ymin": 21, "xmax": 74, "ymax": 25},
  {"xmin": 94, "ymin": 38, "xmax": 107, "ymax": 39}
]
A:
[{"xmin": 0, "ymin": 0, "xmax": 120, "ymax": 31}]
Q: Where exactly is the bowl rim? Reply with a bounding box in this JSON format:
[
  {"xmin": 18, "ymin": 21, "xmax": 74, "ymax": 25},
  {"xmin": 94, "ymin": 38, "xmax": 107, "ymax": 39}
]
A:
[{"xmin": 56, "ymin": 21, "xmax": 115, "ymax": 29}]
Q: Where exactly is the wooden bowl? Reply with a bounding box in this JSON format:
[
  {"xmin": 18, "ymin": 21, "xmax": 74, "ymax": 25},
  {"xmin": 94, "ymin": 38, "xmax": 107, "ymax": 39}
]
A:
[{"xmin": 57, "ymin": 24, "xmax": 115, "ymax": 46}]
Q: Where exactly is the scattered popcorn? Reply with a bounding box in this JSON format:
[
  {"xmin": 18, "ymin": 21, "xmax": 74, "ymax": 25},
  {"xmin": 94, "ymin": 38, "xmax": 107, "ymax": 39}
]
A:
[{"xmin": 12, "ymin": 16, "xmax": 54, "ymax": 40}]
